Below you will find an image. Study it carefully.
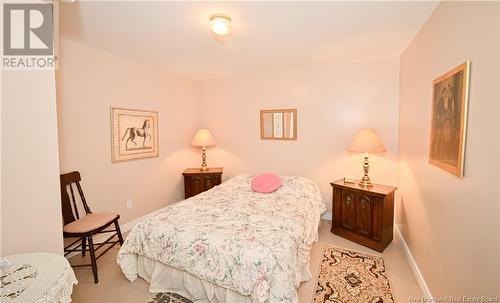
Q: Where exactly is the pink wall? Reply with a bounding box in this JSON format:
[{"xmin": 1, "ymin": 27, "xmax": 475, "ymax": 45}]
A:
[
  {"xmin": 56, "ymin": 38, "xmax": 200, "ymax": 224},
  {"xmin": 56, "ymin": 38, "xmax": 400, "ymax": 225},
  {"xmin": 2, "ymin": 70, "xmax": 63, "ymax": 256},
  {"xmin": 399, "ymin": 1, "xmax": 499, "ymax": 296},
  {"xmin": 199, "ymin": 57, "xmax": 400, "ymax": 210},
  {"xmin": 498, "ymin": 5, "xmax": 500, "ymax": 287}
]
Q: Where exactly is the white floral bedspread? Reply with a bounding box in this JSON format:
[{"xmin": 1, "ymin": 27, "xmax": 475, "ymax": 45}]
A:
[{"xmin": 117, "ymin": 174, "xmax": 326, "ymax": 303}]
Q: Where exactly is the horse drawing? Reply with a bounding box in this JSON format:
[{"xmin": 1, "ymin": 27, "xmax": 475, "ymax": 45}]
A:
[{"xmin": 121, "ymin": 119, "xmax": 152, "ymax": 150}]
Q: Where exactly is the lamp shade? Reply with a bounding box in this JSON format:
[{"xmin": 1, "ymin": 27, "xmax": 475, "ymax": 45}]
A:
[
  {"xmin": 349, "ymin": 128, "xmax": 386, "ymax": 153},
  {"xmin": 191, "ymin": 129, "xmax": 216, "ymax": 147}
]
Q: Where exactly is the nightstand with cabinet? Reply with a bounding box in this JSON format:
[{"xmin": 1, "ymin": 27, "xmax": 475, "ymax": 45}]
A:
[
  {"xmin": 330, "ymin": 179, "xmax": 397, "ymax": 252},
  {"xmin": 182, "ymin": 168, "xmax": 223, "ymax": 199}
]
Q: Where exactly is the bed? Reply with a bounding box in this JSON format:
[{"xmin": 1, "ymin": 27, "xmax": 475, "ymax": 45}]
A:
[{"xmin": 117, "ymin": 174, "xmax": 326, "ymax": 303}]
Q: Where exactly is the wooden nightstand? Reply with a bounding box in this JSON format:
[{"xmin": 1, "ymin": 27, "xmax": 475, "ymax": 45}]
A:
[
  {"xmin": 182, "ymin": 168, "xmax": 223, "ymax": 199},
  {"xmin": 330, "ymin": 179, "xmax": 397, "ymax": 252}
]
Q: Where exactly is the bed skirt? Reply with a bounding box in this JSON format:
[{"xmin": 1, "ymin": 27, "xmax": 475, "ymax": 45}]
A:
[
  {"xmin": 136, "ymin": 255, "xmax": 252, "ymax": 303},
  {"xmin": 131, "ymin": 255, "xmax": 312, "ymax": 303}
]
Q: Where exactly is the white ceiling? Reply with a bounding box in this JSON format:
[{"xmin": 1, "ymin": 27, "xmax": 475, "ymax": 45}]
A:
[{"xmin": 60, "ymin": 1, "xmax": 439, "ymax": 80}]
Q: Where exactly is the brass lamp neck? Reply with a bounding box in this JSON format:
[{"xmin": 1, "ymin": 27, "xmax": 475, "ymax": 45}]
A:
[
  {"xmin": 201, "ymin": 146, "xmax": 207, "ymax": 172},
  {"xmin": 359, "ymin": 152, "xmax": 372, "ymax": 187}
]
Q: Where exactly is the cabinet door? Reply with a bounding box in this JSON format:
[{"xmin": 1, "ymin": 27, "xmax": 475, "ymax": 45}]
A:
[
  {"xmin": 191, "ymin": 176, "xmax": 203, "ymax": 196},
  {"xmin": 341, "ymin": 191, "xmax": 355, "ymax": 230},
  {"xmin": 203, "ymin": 175, "xmax": 221, "ymax": 191},
  {"xmin": 214, "ymin": 175, "xmax": 222, "ymax": 186},
  {"xmin": 203, "ymin": 175, "xmax": 215, "ymax": 191},
  {"xmin": 332, "ymin": 188, "xmax": 342, "ymax": 227},
  {"xmin": 354, "ymin": 195, "xmax": 372, "ymax": 236},
  {"xmin": 372, "ymin": 197, "xmax": 383, "ymax": 241}
]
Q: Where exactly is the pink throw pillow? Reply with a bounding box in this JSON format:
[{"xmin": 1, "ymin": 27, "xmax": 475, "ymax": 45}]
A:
[{"xmin": 251, "ymin": 173, "xmax": 283, "ymax": 193}]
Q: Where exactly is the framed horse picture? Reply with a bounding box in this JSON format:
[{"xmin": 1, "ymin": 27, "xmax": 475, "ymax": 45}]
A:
[
  {"xmin": 429, "ymin": 61, "xmax": 470, "ymax": 177},
  {"xmin": 110, "ymin": 107, "xmax": 159, "ymax": 163}
]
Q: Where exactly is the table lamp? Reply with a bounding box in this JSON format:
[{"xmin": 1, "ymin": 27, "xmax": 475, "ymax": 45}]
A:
[
  {"xmin": 191, "ymin": 129, "xmax": 216, "ymax": 171},
  {"xmin": 348, "ymin": 128, "xmax": 386, "ymax": 187}
]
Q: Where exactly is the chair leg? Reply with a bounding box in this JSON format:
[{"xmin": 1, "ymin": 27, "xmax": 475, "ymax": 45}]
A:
[
  {"xmin": 114, "ymin": 220, "xmax": 124, "ymax": 245},
  {"xmin": 87, "ymin": 236, "xmax": 98, "ymax": 283},
  {"xmin": 81, "ymin": 237, "xmax": 86, "ymax": 257}
]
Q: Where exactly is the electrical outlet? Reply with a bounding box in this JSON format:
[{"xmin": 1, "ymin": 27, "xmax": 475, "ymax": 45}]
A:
[{"xmin": 126, "ymin": 200, "xmax": 133, "ymax": 210}]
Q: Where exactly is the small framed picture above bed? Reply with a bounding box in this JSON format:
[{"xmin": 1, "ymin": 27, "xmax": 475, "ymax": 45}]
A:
[
  {"xmin": 110, "ymin": 107, "xmax": 159, "ymax": 163},
  {"xmin": 260, "ymin": 108, "xmax": 297, "ymax": 140}
]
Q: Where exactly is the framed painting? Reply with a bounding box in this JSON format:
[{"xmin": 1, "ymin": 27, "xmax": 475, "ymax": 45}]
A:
[
  {"xmin": 429, "ymin": 61, "xmax": 470, "ymax": 177},
  {"xmin": 260, "ymin": 109, "xmax": 297, "ymax": 140},
  {"xmin": 111, "ymin": 107, "xmax": 159, "ymax": 163}
]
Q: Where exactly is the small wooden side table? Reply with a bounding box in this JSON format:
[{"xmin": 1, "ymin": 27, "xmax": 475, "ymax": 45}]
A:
[
  {"xmin": 331, "ymin": 179, "xmax": 397, "ymax": 252},
  {"xmin": 182, "ymin": 167, "xmax": 223, "ymax": 199},
  {"xmin": 0, "ymin": 252, "xmax": 78, "ymax": 303}
]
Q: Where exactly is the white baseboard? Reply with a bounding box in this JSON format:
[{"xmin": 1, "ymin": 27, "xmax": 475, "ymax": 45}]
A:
[
  {"xmin": 65, "ymin": 211, "xmax": 154, "ymax": 260},
  {"xmin": 394, "ymin": 225, "xmax": 434, "ymax": 302},
  {"xmin": 321, "ymin": 211, "xmax": 332, "ymax": 221}
]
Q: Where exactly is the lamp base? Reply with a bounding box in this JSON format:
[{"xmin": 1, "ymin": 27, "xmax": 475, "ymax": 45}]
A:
[
  {"xmin": 359, "ymin": 179, "xmax": 373, "ymax": 187},
  {"xmin": 200, "ymin": 147, "xmax": 208, "ymax": 172},
  {"xmin": 359, "ymin": 152, "xmax": 373, "ymax": 187}
]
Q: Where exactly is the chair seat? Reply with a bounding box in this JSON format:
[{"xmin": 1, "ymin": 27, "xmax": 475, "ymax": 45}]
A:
[{"xmin": 63, "ymin": 213, "xmax": 119, "ymax": 234}]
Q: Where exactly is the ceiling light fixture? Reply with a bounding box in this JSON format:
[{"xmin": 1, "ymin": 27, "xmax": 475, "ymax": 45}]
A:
[{"xmin": 210, "ymin": 14, "xmax": 232, "ymax": 36}]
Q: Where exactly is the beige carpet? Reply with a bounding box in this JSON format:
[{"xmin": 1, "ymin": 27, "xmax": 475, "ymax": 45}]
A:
[{"xmin": 312, "ymin": 245, "xmax": 394, "ymax": 303}]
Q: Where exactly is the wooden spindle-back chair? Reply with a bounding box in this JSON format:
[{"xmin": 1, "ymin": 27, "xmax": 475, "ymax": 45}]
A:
[{"xmin": 60, "ymin": 171, "xmax": 123, "ymax": 283}]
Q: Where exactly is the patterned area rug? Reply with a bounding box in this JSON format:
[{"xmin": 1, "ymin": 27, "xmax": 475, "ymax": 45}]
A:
[
  {"xmin": 148, "ymin": 292, "xmax": 193, "ymax": 303},
  {"xmin": 313, "ymin": 245, "xmax": 394, "ymax": 303}
]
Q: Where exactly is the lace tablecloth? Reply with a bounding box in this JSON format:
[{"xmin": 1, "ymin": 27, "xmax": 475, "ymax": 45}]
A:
[{"xmin": 1, "ymin": 253, "xmax": 78, "ymax": 303}]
